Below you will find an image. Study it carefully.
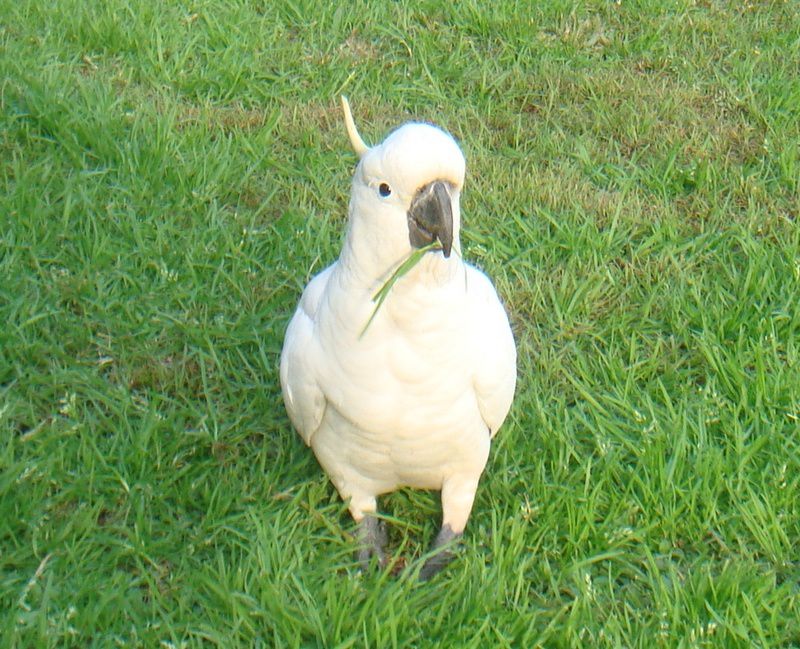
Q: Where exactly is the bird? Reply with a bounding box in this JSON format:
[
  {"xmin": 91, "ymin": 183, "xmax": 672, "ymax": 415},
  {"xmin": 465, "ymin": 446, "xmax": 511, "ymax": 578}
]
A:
[{"xmin": 280, "ymin": 97, "xmax": 516, "ymax": 579}]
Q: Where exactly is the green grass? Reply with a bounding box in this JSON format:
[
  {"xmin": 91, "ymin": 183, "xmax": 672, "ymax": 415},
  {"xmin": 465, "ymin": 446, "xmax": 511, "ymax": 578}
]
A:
[{"xmin": 1, "ymin": 0, "xmax": 799, "ymax": 646}]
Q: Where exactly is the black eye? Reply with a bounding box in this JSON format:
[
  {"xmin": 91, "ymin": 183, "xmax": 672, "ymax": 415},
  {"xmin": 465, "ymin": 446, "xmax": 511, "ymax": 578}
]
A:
[{"xmin": 378, "ymin": 183, "xmax": 392, "ymax": 197}]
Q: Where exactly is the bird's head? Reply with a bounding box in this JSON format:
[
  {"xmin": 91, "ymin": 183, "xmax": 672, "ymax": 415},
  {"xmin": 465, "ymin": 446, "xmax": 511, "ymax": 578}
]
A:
[{"xmin": 339, "ymin": 97, "xmax": 466, "ymax": 275}]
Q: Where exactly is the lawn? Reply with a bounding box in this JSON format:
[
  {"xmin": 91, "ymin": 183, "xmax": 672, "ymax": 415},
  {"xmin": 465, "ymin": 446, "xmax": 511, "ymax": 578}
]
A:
[{"xmin": 1, "ymin": 0, "xmax": 799, "ymax": 646}]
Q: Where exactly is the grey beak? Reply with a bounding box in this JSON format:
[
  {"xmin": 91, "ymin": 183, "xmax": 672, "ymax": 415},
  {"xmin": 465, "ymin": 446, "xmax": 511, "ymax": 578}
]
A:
[{"xmin": 407, "ymin": 180, "xmax": 454, "ymax": 258}]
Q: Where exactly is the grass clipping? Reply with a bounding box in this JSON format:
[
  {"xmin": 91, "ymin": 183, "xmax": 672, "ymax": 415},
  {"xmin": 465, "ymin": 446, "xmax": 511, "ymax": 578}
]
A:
[{"xmin": 359, "ymin": 242, "xmax": 441, "ymax": 338}]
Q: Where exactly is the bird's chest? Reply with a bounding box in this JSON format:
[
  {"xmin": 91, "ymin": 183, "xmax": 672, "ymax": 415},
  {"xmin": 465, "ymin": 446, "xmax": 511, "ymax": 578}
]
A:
[
  {"xmin": 311, "ymin": 273, "xmax": 491, "ymax": 488},
  {"xmin": 383, "ymin": 296, "xmax": 463, "ymax": 380},
  {"xmin": 318, "ymin": 284, "xmax": 475, "ymax": 434}
]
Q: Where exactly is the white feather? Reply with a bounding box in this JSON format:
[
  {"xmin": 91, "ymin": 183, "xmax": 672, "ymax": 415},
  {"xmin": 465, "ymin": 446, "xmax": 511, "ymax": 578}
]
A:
[{"xmin": 280, "ymin": 110, "xmax": 516, "ymax": 533}]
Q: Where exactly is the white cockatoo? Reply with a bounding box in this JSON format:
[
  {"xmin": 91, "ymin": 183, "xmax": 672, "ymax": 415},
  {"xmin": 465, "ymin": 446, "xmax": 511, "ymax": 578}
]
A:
[{"xmin": 280, "ymin": 97, "xmax": 516, "ymax": 579}]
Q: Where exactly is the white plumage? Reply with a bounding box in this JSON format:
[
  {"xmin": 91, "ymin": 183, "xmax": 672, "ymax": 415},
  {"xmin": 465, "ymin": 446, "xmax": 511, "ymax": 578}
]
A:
[{"xmin": 280, "ymin": 98, "xmax": 516, "ymax": 577}]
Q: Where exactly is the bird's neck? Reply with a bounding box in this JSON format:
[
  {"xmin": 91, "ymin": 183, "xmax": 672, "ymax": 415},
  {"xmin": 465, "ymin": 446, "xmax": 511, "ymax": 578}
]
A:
[{"xmin": 339, "ymin": 229, "xmax": 462, "ymax": 292}]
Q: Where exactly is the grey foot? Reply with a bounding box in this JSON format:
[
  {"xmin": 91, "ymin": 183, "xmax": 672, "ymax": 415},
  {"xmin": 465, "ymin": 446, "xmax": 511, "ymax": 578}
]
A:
[
  {"xmin": 357, "ymin": 516, "xmax": 388, "ymax": 569},
  {"xmin": 419, "ymin": 524, "xmax": 461, "ymax": 581}
]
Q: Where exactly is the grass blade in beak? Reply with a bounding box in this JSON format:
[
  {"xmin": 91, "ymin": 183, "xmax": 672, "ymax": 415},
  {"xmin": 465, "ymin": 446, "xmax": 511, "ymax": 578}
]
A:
[{"xmin": 359, "ymin": 242, "xmax": 441, "ymax": 338}]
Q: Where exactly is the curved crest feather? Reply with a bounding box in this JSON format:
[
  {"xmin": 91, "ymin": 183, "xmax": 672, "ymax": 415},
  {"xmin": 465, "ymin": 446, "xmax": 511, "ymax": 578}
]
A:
[{"xmin": 340, "ymin": 96, "xmax": 369, "ymax": 158}]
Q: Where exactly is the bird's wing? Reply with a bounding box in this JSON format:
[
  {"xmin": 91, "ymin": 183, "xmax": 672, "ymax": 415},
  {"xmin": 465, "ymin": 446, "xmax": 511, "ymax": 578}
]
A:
[
  {"xmin": 280, "ymin": 265, "xmax": 334, "ymax": 445},
  {"xmin": 467, "ymin": 266, "xmax": 517, "ymax": 438}
]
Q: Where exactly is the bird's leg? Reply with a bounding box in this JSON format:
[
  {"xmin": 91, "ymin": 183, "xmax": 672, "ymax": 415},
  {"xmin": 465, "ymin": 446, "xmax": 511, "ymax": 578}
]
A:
[
  {"xmin": 419, "ymin": 476, "xmax": 479, "ymax": 581},
  {"xmin": 419, "ymin": 524, "xmax": 461, "ymax": 581},
  {"xmin": 356, "ymin": 514, "xmax": 388, "ymax": 569},
  {"xmin": 349, "ymin": 495, "xmax": 387, "ymax": 569}
]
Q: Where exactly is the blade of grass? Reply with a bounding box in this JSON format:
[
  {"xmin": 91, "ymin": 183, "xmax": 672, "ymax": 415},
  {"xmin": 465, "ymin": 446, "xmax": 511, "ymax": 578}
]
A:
[{"xmin": 359, "ymin": 242, "xmax": 441, "ymax": 338}]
